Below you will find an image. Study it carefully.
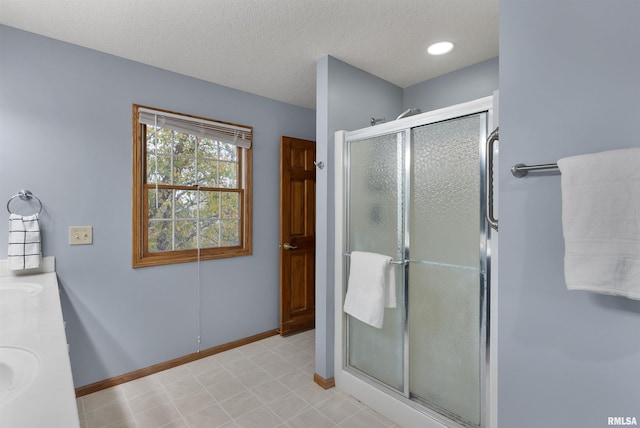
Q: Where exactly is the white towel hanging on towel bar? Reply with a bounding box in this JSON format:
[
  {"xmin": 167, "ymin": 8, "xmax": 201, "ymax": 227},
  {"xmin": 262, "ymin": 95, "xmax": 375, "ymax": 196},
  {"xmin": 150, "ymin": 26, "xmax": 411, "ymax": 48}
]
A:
[
  {"xmin": 343, "ymin": 251, "xmax": 396, "ymax": 328},
  {"xmin": 558, "ymin": 147, "xmax": 640, "ymax": 300}
]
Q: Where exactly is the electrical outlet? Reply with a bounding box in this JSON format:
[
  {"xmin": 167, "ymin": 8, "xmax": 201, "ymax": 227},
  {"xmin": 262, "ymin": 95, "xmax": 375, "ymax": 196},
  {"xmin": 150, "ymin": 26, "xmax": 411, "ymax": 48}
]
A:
[{"xmin": 69, "ymin": 226, "xmax": 93, "ymax": 245}]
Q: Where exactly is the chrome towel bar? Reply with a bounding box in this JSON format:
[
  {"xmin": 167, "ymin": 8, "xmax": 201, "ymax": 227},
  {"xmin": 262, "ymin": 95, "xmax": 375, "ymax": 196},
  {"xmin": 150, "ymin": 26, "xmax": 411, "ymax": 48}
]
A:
[
  {"xmin": 342, "ymin": 253, "xmax": 478, "ymax": 271},
  {"xmin": 342, "ymin": 253, "xmax": 406, "ymax": 265},
  {"xmin": 511, "ymin": 163, "xmax": 559, "ymax": 178}
]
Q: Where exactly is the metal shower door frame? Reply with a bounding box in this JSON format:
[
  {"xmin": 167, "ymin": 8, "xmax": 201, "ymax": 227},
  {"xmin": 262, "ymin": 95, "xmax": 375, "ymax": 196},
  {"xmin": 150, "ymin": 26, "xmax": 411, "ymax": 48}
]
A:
[{"xmin": 341, "ymin": 96, "xmax": 494, "ymax": 428}]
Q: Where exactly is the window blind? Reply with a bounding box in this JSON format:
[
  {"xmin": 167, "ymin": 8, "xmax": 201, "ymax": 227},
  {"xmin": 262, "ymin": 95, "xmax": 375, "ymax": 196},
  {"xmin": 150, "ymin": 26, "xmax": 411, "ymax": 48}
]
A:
[{"xmin": 138, "ymin": 107, "xmax": 252, "ymax": 149}]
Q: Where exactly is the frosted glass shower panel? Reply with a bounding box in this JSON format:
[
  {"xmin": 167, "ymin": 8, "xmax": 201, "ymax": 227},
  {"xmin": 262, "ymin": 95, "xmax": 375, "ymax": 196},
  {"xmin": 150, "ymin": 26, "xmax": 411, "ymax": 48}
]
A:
[
  {"xmin": 408, "ymin": 114, "xmax": 482, "ymax": 426},
  {"xmin": 347, "ymin": 132, "xmax": 405, "ymax": 391},
  {"xmin": 410, "ymin": 115, "xmax": 481, "ymax": 267},
  {"xmin": 409, "ymin": 264, "xmax": 480, "ymax": 426},
  {"xmin": 348, "ymin": 133, "xmax": 403, "ymax": 255}
]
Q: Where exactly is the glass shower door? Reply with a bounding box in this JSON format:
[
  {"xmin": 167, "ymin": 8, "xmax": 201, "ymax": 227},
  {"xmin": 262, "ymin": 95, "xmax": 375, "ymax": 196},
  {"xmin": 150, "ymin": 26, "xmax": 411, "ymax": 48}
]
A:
[
  {"xmin": 408, "ymin": 114, "xmax": 484, "ymax": 426},
  {"xmin": 347, "ymin": 132, "xmax": 405, "ymax": 392},
  {"xmin": 343, "ymin": 108, "xmax": 489, "ymax": 428}
]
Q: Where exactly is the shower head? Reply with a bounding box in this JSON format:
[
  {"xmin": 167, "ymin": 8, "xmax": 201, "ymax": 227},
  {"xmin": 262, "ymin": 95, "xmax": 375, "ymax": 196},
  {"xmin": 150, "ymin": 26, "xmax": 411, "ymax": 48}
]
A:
[{"xmin": 396, "ymin": 108, "xmax": 422, "ymax": 120}]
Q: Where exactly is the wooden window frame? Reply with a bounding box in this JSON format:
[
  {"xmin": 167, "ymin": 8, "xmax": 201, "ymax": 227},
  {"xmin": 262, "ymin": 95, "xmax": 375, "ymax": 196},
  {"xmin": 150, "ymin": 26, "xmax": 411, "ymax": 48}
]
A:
[{"xmin": 132, "ymin": 104, "xmax": 252, "ymax": 268}]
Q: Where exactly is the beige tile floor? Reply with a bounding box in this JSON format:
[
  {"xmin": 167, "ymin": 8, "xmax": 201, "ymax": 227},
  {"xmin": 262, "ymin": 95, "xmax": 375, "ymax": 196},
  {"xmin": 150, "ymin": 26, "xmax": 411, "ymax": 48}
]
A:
[{"xmin": 77, "ymin": 330, "xmax": 399, "ymax": 428}]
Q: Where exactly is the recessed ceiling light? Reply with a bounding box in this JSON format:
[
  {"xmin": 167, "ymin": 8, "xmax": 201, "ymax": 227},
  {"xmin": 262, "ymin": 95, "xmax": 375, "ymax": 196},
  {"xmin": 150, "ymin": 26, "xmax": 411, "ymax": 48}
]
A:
[{"xmin": 427, "ymin": 41, "xmax": 454, "ymax": 55}]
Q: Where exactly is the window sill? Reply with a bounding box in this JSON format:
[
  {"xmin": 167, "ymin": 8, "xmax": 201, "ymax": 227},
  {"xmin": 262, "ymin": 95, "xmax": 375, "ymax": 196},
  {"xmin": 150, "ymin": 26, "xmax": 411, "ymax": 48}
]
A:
[{"xmin": 132, "ymin": 247, "xmax": 252, "ymax": 268}]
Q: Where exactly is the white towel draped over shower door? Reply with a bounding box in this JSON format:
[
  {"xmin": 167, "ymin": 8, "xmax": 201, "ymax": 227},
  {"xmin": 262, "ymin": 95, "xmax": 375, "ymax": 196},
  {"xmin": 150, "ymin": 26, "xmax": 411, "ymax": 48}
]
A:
[
  {"xmin": 8, "ymin": 213, "xmax": 42, "ymax": 270},
  {"xmin": 557, "ymin": 147, "xmax": 640, "ymax": 300},
  {"xmin": 343, "ymin": 251, "xmax": 396, "ymax": 328}
]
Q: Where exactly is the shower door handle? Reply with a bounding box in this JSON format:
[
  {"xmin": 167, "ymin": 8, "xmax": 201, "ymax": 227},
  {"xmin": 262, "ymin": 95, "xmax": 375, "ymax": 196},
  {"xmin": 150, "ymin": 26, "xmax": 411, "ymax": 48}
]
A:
[{"xmin": 486, "ymin": 127, "xmax": 499, "ymax": 231}]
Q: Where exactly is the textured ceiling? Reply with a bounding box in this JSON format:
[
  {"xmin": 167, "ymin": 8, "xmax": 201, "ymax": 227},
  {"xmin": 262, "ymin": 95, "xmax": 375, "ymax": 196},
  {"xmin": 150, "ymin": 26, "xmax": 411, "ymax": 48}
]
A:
[{"xmin": 0, "ymin": 0, "xmax": 499, "ymax": 110}]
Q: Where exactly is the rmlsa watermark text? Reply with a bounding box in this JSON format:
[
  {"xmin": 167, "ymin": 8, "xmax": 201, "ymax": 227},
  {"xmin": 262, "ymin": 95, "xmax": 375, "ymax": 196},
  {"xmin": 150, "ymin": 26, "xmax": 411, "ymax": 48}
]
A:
[{"xmin": 608, "ymin": 417, "xmax": 638, "ymax": 426}]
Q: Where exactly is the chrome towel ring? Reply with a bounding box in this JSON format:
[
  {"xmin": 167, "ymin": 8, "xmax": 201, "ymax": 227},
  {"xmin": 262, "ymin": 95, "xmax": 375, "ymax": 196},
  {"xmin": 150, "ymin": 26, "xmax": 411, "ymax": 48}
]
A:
[{"xmin": 7, "ymin": 190, "xmax": 43, "ymax": 215}]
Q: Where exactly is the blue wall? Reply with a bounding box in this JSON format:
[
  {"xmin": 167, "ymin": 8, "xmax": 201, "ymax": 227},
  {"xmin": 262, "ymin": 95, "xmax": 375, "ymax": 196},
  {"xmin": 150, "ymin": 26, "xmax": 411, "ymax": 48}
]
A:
[
  {"xmin": 0, "ymin": 25, "xmax": 315, "ymax": 387},
  {"xmin": 315, "ymin": 56, "xmax": 404, "ymax": 379},
  {"xmin": 315, "ymin": 56, "xmax": 498, "ymax": 379},
  {"xmin": 404, "ymin": 57, "xmax": 498, "ymax": 114},
  {"xmin": 499, "ymin": 1, "xmax": 640, "ymax": 427}
]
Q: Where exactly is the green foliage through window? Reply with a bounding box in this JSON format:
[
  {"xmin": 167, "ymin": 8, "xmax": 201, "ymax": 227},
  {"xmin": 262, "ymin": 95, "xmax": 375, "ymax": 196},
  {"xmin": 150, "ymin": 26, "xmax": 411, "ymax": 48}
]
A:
[{"xmin": 145, "ymin": 126, "xmax": 241, "ymax": 253}]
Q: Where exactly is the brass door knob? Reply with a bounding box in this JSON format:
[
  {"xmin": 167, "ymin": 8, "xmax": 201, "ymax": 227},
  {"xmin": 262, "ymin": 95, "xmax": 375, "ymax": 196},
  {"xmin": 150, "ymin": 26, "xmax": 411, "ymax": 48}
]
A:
[{"xmin": 282, "ymin": 243, "xmax": 298, "ymax": 250}]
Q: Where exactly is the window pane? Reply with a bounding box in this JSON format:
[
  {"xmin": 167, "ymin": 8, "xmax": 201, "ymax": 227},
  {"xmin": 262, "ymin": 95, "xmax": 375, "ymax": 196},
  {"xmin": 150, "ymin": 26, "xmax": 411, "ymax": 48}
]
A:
[
  {"xmin": 146, "ymin": 155, "xmax": 159, "ymax": 184},
  {"xmin": 148, "ymin": 189, "xmax": 173, "ymax": 219},
  {"xmin": 221, "ymin": 220, "xmax": 239, "ymax": 246},
  {"xmin": 146, "ymin": 126, "xmax": 173, "ymax": 155},
  {"xmin": 198, "ymin": 191, "xmax": 220, "ymax": 219},
  {"xmin": 199, "ymin": 220, "xmax": 220, "ymax": 248},
  {"xmin": 146, "ymin": 155, "xmax": 172, "ymax": 184},
  {"xmin": 173, "ymin": 156, "xmax": 196, "ymax": 186},
  {"xmin": 174, "ymin": 220, "xmax": 197, "ymax": 250},
  {"xmin": 197, "ymin": 158, "xmax": 219, "ymax": 187},
  {"xmin": 175, "ymin": 190, "xmax": 198, "ymax": 219},
  {"xmin": 148, "ymin": 220, "xmax": 172, "ymax": 252},
  {"xmin": 219, "ymin": 142, "xmax": 237, "ymax": 161},
  {"xmin": 173, "ymin": 132, "xmax": 196, "ymax": 156},
  {"xmin": 221, "ymin": 192, "xmax": 240, "ymax": 219},
  {"xmin": 219, "ymin": 161, "xmax": 237, "ymax": 188},
  {"xmin": 198, "ymin": 138, "xmax": 218, "ymax": 158}
]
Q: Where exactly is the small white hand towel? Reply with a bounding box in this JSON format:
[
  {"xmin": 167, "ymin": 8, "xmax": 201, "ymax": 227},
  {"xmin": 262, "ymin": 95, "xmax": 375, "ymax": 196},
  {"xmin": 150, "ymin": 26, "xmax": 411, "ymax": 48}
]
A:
[
  {"xmin": 343, "ymin": 251, "xmax": 396, "ymax": 328},
  {"xmin": 8, "ymin": 213, "xmax": 42, "ymax": 271},
  {"xmin": 557, "ymin": 147, "xmax": 640, "ymax": 300}
]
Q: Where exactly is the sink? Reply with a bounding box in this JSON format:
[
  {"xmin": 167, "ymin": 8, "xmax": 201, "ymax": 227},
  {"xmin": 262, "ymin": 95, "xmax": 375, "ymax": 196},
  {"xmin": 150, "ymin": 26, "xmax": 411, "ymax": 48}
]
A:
[
  {"xmin": 0, "ymin": 282, "xmax": 44, "ymax": 306},
  {"xmin": 0, "ymin": 346, "xmax": 39, "ymax": 405}
]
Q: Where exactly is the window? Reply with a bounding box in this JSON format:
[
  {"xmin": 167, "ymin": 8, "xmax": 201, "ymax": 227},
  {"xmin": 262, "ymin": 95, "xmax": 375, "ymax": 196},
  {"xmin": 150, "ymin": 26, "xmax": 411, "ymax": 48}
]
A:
[{"xmin": 132, "ymin": 105, "xmax": 252, "ymax": 267}]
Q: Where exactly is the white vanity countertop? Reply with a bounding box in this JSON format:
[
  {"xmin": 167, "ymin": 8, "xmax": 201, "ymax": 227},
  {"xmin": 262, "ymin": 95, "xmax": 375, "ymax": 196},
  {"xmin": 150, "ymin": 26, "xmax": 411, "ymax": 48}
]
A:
[{"xmin": 0, "ymin": 258, "xmax": 80, "ymax": 428}]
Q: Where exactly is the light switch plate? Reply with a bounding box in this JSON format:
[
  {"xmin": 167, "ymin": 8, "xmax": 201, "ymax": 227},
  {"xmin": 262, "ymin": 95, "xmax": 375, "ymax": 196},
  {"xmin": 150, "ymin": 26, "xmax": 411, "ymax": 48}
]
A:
[{"xmin": 69, "ymin": 226, "xmax": 92, "ymax": 245}]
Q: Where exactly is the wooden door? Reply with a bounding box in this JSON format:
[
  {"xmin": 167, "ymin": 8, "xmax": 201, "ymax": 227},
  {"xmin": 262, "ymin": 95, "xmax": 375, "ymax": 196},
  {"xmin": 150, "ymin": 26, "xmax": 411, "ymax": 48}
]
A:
[{"xmin": 279, "ymin": 136, "xmax": 316, "ymax": 336}]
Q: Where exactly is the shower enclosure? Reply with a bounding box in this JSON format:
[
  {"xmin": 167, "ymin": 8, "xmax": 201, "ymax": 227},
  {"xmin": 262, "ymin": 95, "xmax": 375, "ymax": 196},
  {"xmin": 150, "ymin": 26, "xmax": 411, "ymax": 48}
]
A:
[{"xmin": 334, "ymin": 97, "xmax": 495, "ymax": 428}]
